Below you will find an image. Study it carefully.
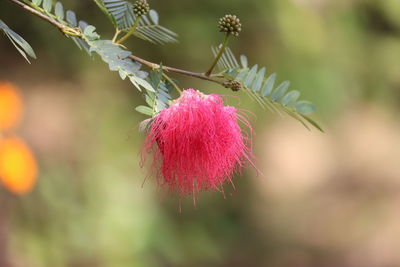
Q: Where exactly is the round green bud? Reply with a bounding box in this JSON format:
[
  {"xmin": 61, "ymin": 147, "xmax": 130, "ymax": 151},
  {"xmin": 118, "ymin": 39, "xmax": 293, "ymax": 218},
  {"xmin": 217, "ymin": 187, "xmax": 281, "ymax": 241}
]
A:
[
  {"xmin": 218, "ymin": 14, "xmax": 242, "ymax": 36},
  {"xmin": 133, "ymin": 0, "xmax": 150, "ymax": 16},
  {"xmin": 223, "ymin": 80, "xmax": 242, "ymax": 92}
]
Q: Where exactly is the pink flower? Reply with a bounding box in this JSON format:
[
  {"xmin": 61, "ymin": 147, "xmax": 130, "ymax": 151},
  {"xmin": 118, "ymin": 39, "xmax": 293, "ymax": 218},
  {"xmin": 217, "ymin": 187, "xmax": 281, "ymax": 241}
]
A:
[{"xmin": 142, "ymin": 89, "xmax": 255, "ymax": 197}]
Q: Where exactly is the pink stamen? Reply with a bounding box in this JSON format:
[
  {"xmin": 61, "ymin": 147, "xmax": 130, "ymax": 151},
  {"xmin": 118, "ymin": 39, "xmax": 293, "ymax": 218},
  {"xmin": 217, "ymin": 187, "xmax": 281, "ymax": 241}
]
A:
[{"xmin": 142, "ymin": 89, "xmax": 256, "ymax": 198}]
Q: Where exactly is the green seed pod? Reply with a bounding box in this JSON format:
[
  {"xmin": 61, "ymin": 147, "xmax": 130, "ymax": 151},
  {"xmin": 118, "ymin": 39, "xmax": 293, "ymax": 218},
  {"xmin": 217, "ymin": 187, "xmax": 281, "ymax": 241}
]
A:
[
  {"xmin": 218, "ymin": 14, "xmax": 242, "ymax": 36},
  {"xmin": 133, "ymin": 0, "xmax": 150, "ymax": 16}
]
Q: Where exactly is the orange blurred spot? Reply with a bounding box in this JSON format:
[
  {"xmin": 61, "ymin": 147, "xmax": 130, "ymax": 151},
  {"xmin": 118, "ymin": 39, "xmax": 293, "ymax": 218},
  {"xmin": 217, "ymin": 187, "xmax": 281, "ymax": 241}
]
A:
[
  {"xmin": 0, "ymin": 137, "xmax": 38, "ymax": 195},
  {"xmin": 0, "ymin": 82, "xmax": 23, "ymax": 131}
]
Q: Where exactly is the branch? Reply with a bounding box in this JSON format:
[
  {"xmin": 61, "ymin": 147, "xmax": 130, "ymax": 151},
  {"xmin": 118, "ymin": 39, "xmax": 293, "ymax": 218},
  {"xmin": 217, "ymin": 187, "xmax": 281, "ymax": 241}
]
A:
[
  {"xmin": 8, "ymin": 0, "xmax": 75, "ymax": 34},
  {"xmin": 128, "ymin": 55, "xmax": 222, "ymax": 85},
  {"xmin": 205, "ymin": 33, "xmax": 230, "ymax": 76},
  {"xmin": 7, "ymin": 0, "xmax": 224, "ymax": 86},
  {"xmin": 116, "ymin": 16, "xmax": 142, "ymax": 44}
]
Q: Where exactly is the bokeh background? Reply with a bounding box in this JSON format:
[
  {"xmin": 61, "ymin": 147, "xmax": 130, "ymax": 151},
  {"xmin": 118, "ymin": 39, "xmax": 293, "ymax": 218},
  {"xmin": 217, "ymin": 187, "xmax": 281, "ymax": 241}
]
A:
[{"xmin": 1, "ymin": 0, "xmax": 400, "ymax": 266}]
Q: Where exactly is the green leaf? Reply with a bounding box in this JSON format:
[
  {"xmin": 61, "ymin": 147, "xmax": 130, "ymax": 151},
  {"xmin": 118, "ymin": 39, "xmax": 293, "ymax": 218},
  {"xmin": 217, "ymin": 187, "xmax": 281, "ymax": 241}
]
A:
[
  {"xmin": 271, "ymin": 81, "xmax": 290, "ymax": 101},
  {"xmin": 42, "ymin": 0, "xmax": 52, "ymax": 12},
  {"xmin": 240, "ymin": 55, "xmax": 248, "ymax": 68},
  {"xmin": 4, "ymin": 33, "xmax": 30, "ymax": 63},
  {"xmin": 216, "ymin": 52, "xmax": 321, "ymax": 130},
  {"xmin": 101, "ymin": 1, "xmax": 178, "ymax": 44},
  {"xmin": 236, "ymin": 68, "xmax": 249, "ymax": 81},
  {"xmin": 149, "ymin": 10, "xmax": 159, "ymax": 24},
  {"xmin": 212, "ymin": 46, "xmax": 239, "ymax": 70},
  {"xmin": 294, "ymin": 101, "xmax": 317, "ymax": 115},
  {"xmin": 222, "ymin": 47, "xmax": 239, "ymax": 70},
  {"xmin": 135, "ymin": 22, "xmax": 178, "ymax": 44},
  {"xmin": 281, "ymin": 90, "xmax": 300, "ymax": 106},
  {"xmin": 54, "ymin": 2, "xmax": 64, "ymax": 20},
  {"xmin": 224, "ymin": 68, "xmax": 240, "ymax": 80},
  {"xmin": 83, "ymin": 25, "xmax": 100, "ymax": 40},
  {"xmin": 262, "ymin": 73, "xmax": 276, "ymax": 97},
  {"xmin": 66, "ymin": 10, "xmax": 77, "ymax": 27},
  {"xmin": 7, "ymin": 31, "xmax": 36, "ymax": 59},
  {"xmin": 135, "ymin": 77, "xmax": 155, "ymax": 92},
  {"xmin": 145, "ymin": 94, "xmax": 155, "ymax": 107},
  {"xmin": 79, "ymin": 21, "xmax": 89, "ymax": 30},
  {"xmin": 0, "ymin": 20, "xmax": 36, "ymax": 63},
  {"xmin": 302, "ymin": 115, "xmax": 324, "ymax": 132},
  {"xmin": 252, "ymin": 67, "xmax": 266, "ymax": 91},
  {"xmin": 87, "ymin": 39, "xmax": 151, "ymax": 94},
  {"xmin": 147, "ymin": 67, "xmax": 171, "ymax": 113},
  {"xmin": 32, "ymin": 0, "xmax": 42, "ymax": 6},
  {"xmin": 119, "ymin": 70, "xmax": 127, "ymax": 80},
  {"xmin": 244, "ymin": 65, "xmax": 258, "ymax": 87},
  {"xmin": 103, "ymin": 0, "xmax": 135, "ymax": 30},
  {"xmin": 135, "ymin": 106, "xmax": 154, "ymax": 116}
]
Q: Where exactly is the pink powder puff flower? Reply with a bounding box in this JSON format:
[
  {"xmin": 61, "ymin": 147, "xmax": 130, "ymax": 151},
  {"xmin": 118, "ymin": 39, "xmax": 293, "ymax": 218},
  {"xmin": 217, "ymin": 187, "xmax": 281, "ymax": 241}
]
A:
[{"xmin": 142, "ymin": 89, "xmax": 255, "ymax": 197}]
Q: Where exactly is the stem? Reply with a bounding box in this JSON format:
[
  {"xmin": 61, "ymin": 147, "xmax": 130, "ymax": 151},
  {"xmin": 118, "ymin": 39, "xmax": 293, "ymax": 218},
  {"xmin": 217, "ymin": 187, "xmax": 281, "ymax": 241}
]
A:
[
  {"xmin": 7, "ymin": 0, "xmax": 226, "ymax": 87},
  {"xmin": 112, "ymin": 30, "xmax": 121, "ymax": 43},
  {"xmin": 23, "ymin": 0, "xmax": 63, "ymax": 23},
  {"xmin": 162, "ymin": 73, "xmax": 182, "ymax": 94},
  {"xmin": 8, "ymin": 0, "xmax": 80, "ymax": 36},
  {"xmin": 116, "ymin": 17, "xmax": 141, "ymax": 44},
  {"xmin": 128, "ymin": 55, "xmax": 223, "ymax": 85},
  {"xmin": 205, "ymin": 33, "xmax": 230, "ymax": 76}
]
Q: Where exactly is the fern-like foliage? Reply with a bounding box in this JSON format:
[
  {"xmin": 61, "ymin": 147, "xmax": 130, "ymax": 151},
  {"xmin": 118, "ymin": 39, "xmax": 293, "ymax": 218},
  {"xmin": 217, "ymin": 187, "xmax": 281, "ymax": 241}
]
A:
[
  {"xmin": 136, "ymin": 10, "xmax": 178, "ymax": 45},
  {"xmin": 100, "ymin": 0, "xmax": 178, "ymax": 44},
  {"xmin": 83, "ymin": 26, "xmax": 157, "ymax": 93},
  {"xmin": 102, "ymin": 0, "xmax": 134, "ymax": 29},
  {"xmin": 25, "ymin": 0, "xmax": 158, "ymax": 94},
  {"xmin": 0, "ymin": 19, "xmax": 36, "ymax": 63},
  {"xmin": 211, "ymin": 46, "xmax": 238, "ymax": 72},
  {"xmin": 211, "ymin": 46, "xmax": 322, "ymax": 131},
  {"xmin": 29, "ymin": 0, "xmax": 89, "ymax": 52},
  {"xmin": 135, "ymin": 65, "xmax": 172, "ymax": 117}
]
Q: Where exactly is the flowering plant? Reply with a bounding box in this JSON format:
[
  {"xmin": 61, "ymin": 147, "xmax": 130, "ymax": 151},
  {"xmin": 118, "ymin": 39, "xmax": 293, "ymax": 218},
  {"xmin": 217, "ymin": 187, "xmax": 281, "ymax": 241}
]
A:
[
  {"xmin": 1, "ymin": 0, "xmax": 321, "ymax": 197},
  {"xmin": 143, "ymin": 89, "xmax": 256, "ymax": 197}
]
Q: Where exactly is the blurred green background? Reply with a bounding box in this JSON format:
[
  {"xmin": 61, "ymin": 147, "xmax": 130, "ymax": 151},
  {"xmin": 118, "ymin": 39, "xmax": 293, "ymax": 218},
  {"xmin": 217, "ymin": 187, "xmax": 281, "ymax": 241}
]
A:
[{"xmin": 1, "ymin": 0, "xmax": 400, "ymax": 266}]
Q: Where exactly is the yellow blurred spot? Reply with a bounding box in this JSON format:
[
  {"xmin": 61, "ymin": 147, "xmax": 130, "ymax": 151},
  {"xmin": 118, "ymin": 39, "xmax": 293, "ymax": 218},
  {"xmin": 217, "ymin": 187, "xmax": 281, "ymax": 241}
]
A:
[
  {"xmin": 0, "ymin": 137, "xmax": 38, "ymax": 195},
  {"xmin": 0, "ymin": 82, "xmax": 23, "ymax": 131}
]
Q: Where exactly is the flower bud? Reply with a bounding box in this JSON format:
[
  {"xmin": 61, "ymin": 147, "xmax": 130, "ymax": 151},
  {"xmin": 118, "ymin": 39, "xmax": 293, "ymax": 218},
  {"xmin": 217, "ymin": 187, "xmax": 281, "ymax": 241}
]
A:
[
  {"xmin": 218, "ymin": 14, "xmax": 242, "ymax": 37},
  {"xmin": 133, "ymin": 0, "xmax": 150, "ymax": 16},
  {"xmin": 223, "ymin": 80, "xmax": 242, "ymax": 92}
]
